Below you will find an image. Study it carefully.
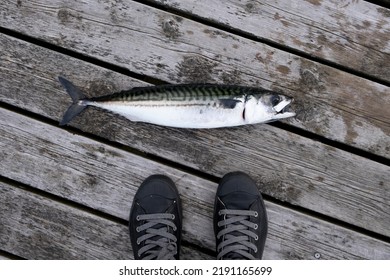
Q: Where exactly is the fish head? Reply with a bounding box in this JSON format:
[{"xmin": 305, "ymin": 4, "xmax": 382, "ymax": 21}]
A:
[{"xmin": 246, "ymin": 93, "xmax": 296, "ymax": 123}]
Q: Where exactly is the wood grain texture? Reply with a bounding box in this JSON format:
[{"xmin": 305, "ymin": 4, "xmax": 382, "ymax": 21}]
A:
[
  {"xmin": 0, "ymin": 182, "xmax": 211, "ymax": 260},
  {"xmin": 1, "ymin": 109, "xmax": 389, "ymax": 259},
  {"xmin": 1, "ymin": 34, "xmax": 389, "ymax": 237},
  {"xmin": 0, "ymin": 0, "xmax": 389, "ymax": 157},
  {"xmin": 150, "ymin": 0, "xmax": 390, "ymax": 82}
]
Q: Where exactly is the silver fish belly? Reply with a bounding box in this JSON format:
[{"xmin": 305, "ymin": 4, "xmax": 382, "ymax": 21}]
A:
[{"xmin": 58, "ymin": 77, "xmax": 295, "ymax": 128}]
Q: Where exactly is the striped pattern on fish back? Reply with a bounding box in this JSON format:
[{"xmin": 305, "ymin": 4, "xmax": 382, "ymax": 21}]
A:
[{"xmin": 90, "ymin": 84, "xmax": 259, "ymax": 104}]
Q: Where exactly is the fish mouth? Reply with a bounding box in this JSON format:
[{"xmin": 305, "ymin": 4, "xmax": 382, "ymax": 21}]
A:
[{"xmin": 273, "ymin": 98, "xmax": 296, "ymax": 118}]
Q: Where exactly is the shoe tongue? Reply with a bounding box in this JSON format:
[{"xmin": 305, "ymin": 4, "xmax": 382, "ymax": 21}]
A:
[
  {"xmin": 140, "ymin": 195, "xmax": 174, "ymax": 242},
  {"xmin": 142, "ymin": 195, "xmax": 172, "ymax": 214},
  {"xmin": 223, "ymin": 192, "xmax": 257, "ymax": 210}
]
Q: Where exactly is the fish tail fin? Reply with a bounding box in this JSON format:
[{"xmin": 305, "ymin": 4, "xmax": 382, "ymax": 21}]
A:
[{"xmin": 58, "ymin": 76, "xmax": 88, "ymax": 126}]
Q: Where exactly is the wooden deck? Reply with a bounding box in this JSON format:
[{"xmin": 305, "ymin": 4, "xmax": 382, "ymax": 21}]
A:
[{"xmin": 0, "ymin": 0, "xmax": 389, "ymax": 259}]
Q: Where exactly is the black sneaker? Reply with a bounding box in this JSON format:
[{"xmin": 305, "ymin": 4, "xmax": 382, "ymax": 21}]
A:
[
  {"xmin": 129, "ymin": 175, "xmax": 182, "ymax": 260},
  {"xmin": 214, "ymin": 172, "xmax": 268, "ymax": 259}
]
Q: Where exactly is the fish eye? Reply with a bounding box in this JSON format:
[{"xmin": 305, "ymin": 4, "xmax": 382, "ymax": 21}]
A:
[{"xmin": 271, "ymin": 96, "xmax": 281, "ymax": 107}]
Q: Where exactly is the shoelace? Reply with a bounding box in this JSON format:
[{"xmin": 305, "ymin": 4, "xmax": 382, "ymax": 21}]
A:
[
  {"xmin": 136, "ymin": 213, "xmax": 178, "ymax": 260},
  {"xmin": 216, "ymin": 209, "xmax": 259, "ymax": 259}
]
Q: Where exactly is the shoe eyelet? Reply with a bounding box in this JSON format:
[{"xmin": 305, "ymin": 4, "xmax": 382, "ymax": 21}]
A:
[
  {"xmin": 218, "ymin": 210, "xmax": 222, "ymax": 216},
  {"xmin": 173, "ymin": 226, "xmax": 177, "ymax": 231},
  {"xmin": 171, "ymin": 214, "xmax": 175, "ymax": 220},
  {"xmin": 254, "ymin": 211, "xmax": 258, "ymax": 217},
  {"xmin": 137, "ymin": 239, "xmax": 141, "ymax": 245},
  {"xmin": 136, "ymin": 227, "xmax": 140, "ymax": 232},
  {"xmin": 254, "ymin": 248, "xmax": 258, "ymax": 253},
  {"xmin": 254, "ymin": 224, "xmax": 258, "ymax": 230},
  {"xmin": 136, "ymin": 215, "xmax": 141, "ymax": 221},
  {"xmin": 255, "ymin": 235, "xmax": 259, "ymax": 241}
]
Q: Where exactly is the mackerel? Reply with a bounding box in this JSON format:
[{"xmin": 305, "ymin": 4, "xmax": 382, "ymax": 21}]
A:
[{"xmin": 58, "ymin": 76, "xmax": 295, "ymax": 128}]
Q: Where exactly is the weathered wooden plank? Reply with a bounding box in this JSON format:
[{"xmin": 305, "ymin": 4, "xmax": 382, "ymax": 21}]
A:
[
  {"xmin": 265, "ymin": 204, "xmax": 390, "ymax": 260},
  {"xmin": 0, "ymin": 182, "xmax": 212, "ymax": 260},
  {"xmin": 1, "ymin": 109, "xmax": 389, "ymax": 259},
  {"xmin": 0, "ymin": 34, "xmax": 389, "ymax": 237},
  {"xmin": 0, "ymin": 183, "xmax": 133, "ymax": 260},
  {"xmin": 150, "ymin": 0, "xmax": 390, "ymax": 82},
  {"xmin": 0, "ymin": 0, "xmax": 389, "ymax": 157}
]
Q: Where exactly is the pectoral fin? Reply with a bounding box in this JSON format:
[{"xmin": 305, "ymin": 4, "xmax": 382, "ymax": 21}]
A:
[{"xmin": 218, "ymin": 98, "xmax": 242, "ymax": 109}]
